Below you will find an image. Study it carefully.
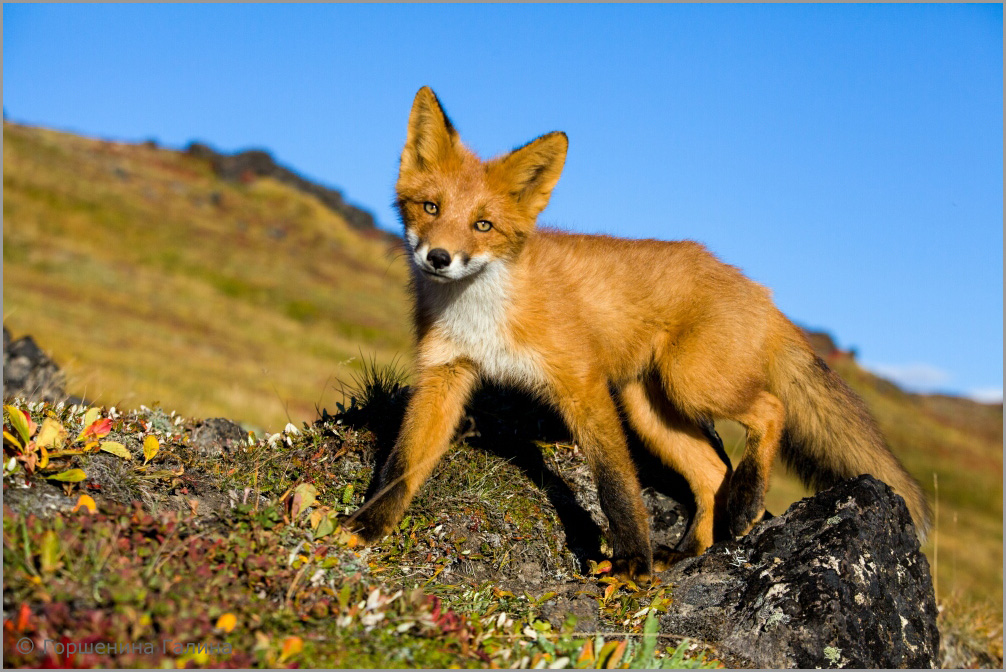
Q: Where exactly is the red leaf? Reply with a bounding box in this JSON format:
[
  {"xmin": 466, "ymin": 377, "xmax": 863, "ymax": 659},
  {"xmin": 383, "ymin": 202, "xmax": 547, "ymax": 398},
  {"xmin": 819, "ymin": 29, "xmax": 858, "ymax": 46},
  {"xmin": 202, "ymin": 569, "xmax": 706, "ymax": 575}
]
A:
[
  {"xmin": 16, "ymin": 603, "xmax": 31, "ymax": 632},
  {"xmin": 82, "ymin": 419, "xmax": 112, "ymax": 439}
]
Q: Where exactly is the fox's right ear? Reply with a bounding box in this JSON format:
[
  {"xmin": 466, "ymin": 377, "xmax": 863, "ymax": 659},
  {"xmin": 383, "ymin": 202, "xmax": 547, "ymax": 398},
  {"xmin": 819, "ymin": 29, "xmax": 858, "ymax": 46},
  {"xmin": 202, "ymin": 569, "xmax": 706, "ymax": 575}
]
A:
[{"xmin": 400, "ymin": 87, "xmax": 459, "ymax": 175}]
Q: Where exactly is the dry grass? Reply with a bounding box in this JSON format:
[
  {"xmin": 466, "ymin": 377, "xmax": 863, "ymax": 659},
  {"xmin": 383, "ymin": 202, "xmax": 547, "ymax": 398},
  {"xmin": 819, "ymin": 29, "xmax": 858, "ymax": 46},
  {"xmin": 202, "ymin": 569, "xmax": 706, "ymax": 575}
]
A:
[{"xmin": 3, "ymin": 122, "xmax": 412, "ymax": 432}]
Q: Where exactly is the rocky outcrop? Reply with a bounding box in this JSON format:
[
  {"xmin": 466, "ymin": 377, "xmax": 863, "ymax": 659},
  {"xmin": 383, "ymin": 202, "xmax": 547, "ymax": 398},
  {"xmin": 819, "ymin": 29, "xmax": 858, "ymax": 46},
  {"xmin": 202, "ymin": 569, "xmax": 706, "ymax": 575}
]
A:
[
  {"xmin": 190, "ymin": 417, "xmax": 248, "ymax": 456},
  {"xmin": 185, "ymin": 142, "xmax": 391, "ymax": 238},
  {"xmin": 660, "ymin": 475, "xmax": 939, "ymax": 668},
  {"xmin": 2, "ymin": 327, "xmax": 82, "ymax": 404}
]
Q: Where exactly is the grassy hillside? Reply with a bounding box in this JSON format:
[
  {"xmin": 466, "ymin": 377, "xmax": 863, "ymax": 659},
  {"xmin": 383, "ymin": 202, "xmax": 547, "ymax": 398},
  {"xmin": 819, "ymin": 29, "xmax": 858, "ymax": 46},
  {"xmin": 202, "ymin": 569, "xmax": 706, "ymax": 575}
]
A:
[
  {"xmin": 3, "ymin": 122, "xmax": 412, "ymax": 433},
  {"xmin": 3, "ymin": 122, "xmax": 1001, "ymax": 622}
]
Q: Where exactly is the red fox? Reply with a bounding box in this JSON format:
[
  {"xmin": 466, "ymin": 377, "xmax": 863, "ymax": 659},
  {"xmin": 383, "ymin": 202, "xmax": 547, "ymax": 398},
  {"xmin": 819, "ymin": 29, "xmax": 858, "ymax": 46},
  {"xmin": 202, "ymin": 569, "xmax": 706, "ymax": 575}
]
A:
[{"xmin": 346, "ymin": 86, "xmax": 931, "ymax": 581}]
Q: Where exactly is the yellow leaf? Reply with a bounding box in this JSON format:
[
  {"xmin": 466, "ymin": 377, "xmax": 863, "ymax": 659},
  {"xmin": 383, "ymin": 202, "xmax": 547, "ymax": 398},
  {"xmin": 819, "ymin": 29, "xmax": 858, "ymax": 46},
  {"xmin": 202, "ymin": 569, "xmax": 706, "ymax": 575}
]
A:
[
  {"xmin": 138, "ymin": 470, "xmax": 174, "ymax": 480},
  {"xmin": 5, "ymin": 405, "xmax": 30, "ymax": 444},
  {"xmin": 100, "ymin": 441, "xmax": 132, "ymax": 460},
  {"xmin": 309, "ymin": 507, "xmax": 328, "ymax": 530},
  {"xmin": 38, "ymin": 444, "xmax": 49, "ymax": 470},
  {"xmin": 47, "ymin": 468, "xmax": 86, "ymax": 482},
  {"xmin": 175, "ymin": 649, "xmax": 209, "ymax": 667},
  {"xmin": 82, "ymin": 407, "xmax": 100, "ymax": 430},
  {"xmin": 36, "ymin": 418, "xmax": 68, "ymax": 450},
  {"xmin": 591, "ymin": 559, "xmax": 613, "ymax": 575},
  {"xmin": 605, "ymin": 639, "xmax": 627, "ymax": 669},
  {"xmin": 279, "ymin": 635, "xmax": 303, "ymax": 662},
  {"xmin": 73, "ymin": 494, "xmax": 97, "ymax": 514},
  {"xmin": 143, "ymin": 435, "xmax": 159, "ymax": 463},
  {"xmin": 47, "ymin": 449, "xmax": 85, "ymax": 458},
  {"xmin": 216, "ymin": 612, "xmax": 238, "ymax": 633},
  {"xmin": 3, "ymin": 429, "xmax": 23, "ymax": 450}
]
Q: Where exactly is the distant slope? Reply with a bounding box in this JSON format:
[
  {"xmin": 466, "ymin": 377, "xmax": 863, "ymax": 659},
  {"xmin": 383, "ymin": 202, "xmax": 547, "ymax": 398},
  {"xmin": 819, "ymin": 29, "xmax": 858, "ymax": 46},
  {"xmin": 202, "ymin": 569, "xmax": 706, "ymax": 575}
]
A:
[
  {"xmin": 3, "ymin": 121, "xmax": 1000, "ymax": 612},
  {"xmin": 3, "ymin": 122, "xmax": 412, "ymax": 431}
]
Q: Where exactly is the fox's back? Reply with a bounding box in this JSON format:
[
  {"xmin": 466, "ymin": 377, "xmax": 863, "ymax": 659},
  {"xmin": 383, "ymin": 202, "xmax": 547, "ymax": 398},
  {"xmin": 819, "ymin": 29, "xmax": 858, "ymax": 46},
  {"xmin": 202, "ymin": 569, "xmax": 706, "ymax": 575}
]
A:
[{"xmin": 509, "ymin": 229, "xmax": 776, "ymax": 358}]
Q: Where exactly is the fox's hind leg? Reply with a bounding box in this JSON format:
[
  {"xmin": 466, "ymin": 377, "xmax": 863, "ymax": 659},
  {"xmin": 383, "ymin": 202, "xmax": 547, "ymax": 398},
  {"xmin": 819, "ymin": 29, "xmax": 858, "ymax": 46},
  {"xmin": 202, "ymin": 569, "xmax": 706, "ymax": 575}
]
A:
[
  {"xmin": 619, "ymin": 378, "xmax": 731, "ymax": 567},
  {"xmin": 552, "ymin": 377, "xmax": 653, "ymax": 582},
  {"xmin": 723, "ymin": 390, "xmax": 786, "ymax": 537}
]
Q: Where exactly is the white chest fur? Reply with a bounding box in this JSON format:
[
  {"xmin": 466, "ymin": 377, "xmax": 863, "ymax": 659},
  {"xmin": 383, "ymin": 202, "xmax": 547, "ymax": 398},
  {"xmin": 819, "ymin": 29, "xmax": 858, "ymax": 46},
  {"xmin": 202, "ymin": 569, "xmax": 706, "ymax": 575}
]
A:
[{"xmin": 420, "ymin": 263, "xmax": 545, "ymax": 389}]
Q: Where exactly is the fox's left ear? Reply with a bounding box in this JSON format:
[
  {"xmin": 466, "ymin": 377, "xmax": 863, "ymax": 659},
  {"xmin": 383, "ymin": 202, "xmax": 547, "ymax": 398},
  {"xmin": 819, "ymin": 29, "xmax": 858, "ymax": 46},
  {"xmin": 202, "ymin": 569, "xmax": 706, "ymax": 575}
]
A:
[{"xmin": 492, "ymin": 132, "xmax": 568, "ymax": 218}]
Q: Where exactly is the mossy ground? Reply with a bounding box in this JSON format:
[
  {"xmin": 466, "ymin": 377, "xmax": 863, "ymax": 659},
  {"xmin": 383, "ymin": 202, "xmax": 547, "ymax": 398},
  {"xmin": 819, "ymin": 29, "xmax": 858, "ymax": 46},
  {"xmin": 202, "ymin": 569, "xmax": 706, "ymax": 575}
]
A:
[{"xmin": 2, "ymin": 395, "xmax": 722, "ymax": 669}]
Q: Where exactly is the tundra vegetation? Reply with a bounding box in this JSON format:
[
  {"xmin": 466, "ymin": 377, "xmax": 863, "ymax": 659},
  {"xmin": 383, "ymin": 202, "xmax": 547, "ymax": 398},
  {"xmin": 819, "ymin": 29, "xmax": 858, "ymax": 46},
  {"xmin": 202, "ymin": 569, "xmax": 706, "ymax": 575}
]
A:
[{"xmin": 3, "ymin": 122, "xmax": 1002, "ymax": 667}]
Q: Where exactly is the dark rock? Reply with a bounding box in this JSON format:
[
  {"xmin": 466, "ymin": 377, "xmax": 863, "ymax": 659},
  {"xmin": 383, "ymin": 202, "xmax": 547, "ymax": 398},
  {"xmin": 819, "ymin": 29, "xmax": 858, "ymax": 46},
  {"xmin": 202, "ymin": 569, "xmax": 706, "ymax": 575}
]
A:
[
  {"xmin": 3, "ymin": 326, "xmax": 84, "ymax": 404},
  {"xmin": 190, "ymin": 417, "xmax": 247, "ymax": 456},
  {"xmin": 660, "ymin": 475, "xmax": 939, "ymax": 668}
]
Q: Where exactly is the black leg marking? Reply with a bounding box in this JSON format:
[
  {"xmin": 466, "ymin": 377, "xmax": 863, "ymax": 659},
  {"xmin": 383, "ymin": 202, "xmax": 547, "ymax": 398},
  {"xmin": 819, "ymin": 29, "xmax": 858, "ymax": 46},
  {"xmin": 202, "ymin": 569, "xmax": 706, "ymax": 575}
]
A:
[{"xmin": 726, "ymin": 459, "xmax": 765, "ymax": 538}]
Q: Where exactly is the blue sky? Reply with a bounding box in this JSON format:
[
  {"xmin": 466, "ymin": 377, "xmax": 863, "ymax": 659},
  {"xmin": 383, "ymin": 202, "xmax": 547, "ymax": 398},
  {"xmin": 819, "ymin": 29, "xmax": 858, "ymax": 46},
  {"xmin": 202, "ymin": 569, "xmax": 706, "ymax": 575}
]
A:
[{"xmin": 5, "ymin": 4, "xmax": 1002, "ymax": 402}]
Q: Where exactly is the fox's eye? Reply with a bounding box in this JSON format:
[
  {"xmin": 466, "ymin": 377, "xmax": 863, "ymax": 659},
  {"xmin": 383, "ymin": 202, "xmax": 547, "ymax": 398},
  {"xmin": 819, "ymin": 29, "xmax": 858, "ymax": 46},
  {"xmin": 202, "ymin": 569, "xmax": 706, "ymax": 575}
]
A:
[
  {"xmin": 474, "ymin": 220, "xmax": 493, "ymax": 233},
  {"xmin": 423, "ymin": 202, "xmax": 438, "ymax": 215}
]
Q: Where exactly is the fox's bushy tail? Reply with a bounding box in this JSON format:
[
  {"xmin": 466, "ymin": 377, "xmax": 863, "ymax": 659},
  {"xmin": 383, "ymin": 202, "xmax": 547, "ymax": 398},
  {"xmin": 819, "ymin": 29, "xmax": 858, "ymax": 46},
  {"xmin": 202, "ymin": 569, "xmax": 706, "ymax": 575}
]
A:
[{"xmin": 769, "ymin": 320, "xmax": 931, "ymax": 541}]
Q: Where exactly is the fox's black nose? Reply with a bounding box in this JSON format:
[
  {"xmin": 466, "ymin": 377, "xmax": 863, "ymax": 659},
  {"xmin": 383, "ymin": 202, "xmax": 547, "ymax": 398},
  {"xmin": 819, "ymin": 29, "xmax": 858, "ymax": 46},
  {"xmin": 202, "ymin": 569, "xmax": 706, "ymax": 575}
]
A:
[{"xmin": 427, "ymin": 248, "xmax": 451, "ymax": 270}]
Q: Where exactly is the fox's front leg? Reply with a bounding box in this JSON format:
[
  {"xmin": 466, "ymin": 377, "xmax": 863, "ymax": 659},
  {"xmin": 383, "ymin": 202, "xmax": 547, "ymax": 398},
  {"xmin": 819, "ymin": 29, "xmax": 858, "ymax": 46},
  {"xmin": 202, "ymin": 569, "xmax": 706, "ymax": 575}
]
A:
[{"xmin": 345, "ymin": 360, "xmax": 478, "ymax": 543}]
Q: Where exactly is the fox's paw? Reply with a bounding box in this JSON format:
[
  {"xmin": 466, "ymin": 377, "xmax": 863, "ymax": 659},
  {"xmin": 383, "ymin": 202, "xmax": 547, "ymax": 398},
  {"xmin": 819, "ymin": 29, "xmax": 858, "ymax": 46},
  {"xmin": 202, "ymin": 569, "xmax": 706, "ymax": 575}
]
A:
[
  {"xmin": 610, "ymin": 555, "xmax": 653, "ymax": 585},
  {"xmin": 338, "ymin": 509, "xmax": 391, "ymax": 545},
  {"xmin": 652, "ymin": 545, "xmax": 695, "ymax": 572},
  {"xmin": 726, "ymin": 495, "xmax": 765, "ymax": 538}
]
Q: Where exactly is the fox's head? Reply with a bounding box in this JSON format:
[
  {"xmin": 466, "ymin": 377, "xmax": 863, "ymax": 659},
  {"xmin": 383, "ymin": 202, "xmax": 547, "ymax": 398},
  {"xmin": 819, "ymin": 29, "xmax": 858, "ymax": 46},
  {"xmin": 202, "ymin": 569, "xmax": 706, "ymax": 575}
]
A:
[{"xmin": 395, "ymin": 87, "xmax": 567, "ymax": 283}]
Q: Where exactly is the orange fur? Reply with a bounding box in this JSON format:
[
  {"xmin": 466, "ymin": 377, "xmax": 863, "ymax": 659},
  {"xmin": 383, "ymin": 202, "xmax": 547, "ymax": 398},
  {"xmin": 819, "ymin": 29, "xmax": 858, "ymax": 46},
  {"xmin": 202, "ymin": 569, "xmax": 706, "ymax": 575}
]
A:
[{"xmin": 346, "ymin": 87, "xmax": 931, "ymax": 579}]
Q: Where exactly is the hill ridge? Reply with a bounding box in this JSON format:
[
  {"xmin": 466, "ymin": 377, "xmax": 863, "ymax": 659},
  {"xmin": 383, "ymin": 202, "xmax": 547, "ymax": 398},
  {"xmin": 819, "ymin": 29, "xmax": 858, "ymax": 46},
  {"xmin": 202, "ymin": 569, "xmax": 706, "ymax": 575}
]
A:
[{"xmin": 183, "ymin": 139, "xmax": 397, "ymax": 241}]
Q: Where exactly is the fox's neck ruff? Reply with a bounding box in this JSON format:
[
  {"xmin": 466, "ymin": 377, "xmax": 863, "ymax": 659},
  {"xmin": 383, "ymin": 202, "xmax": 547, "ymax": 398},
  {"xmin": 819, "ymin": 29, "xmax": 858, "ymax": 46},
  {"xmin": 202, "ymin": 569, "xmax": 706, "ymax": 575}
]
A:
[{"xmin": 417, "ymin": 260, "xmax": 546, "ymax": 389}]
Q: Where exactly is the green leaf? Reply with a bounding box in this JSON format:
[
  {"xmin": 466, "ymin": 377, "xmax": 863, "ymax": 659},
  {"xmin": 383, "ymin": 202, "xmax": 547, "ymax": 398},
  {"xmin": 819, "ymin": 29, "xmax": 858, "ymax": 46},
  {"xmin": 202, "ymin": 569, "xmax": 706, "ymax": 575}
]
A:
[
  {"xmin": 314, "ymin": 513, "xmax": 337, "ymax": 540},
  {"xmin": 341, "ymin": 483, "xmax": 355, "ymax": 505},
  {"xmin": 40, "ymin": 529, "xmax": 62, "ymax": 574},
  {"xmin": 291, "ymin": 482, "xmax": 319, "ymax": 519},
  {"xmin": 634, "ymin": 610, "xmax": 658, "ymax": 667},
  {"xmin": 47, "ymin": 468, "xmax": 86, "ymax": 482}
]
